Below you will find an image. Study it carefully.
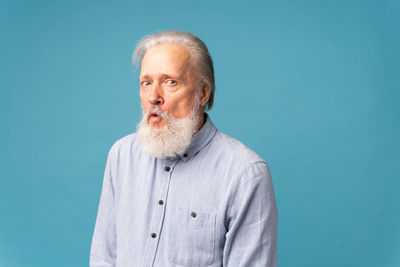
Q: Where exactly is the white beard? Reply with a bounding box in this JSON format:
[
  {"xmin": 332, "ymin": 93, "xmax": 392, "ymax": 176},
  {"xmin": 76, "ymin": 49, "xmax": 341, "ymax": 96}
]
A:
[{"xmin": 137, "ymin": 101, "xmax": 201, "ymax": 159}]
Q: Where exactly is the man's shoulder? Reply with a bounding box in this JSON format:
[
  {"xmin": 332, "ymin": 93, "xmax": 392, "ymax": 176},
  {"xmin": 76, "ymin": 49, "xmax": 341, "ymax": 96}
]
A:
[
  {"xmin": 107, "ymin": 132, "xmax": 140, "ymax": 157},
  {"xmin": 211, "ymin": 129, "xmax": 266, "ymax": 165},
  {"xmin": 209, "ymin": 130, "xmax": 272, "ymax": 191}
]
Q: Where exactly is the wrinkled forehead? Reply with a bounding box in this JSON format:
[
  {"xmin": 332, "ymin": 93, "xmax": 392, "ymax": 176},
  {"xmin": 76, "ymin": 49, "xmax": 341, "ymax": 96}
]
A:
[{"xmin": 140, "ymin": 43, "xmax": 193, "ymax": 77}]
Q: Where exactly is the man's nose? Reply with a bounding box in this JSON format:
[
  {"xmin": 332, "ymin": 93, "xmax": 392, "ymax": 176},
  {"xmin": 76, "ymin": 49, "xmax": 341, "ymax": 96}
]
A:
[{"xmin": 148, "ymin": 83, "xmax": 164, "ymax": 105}]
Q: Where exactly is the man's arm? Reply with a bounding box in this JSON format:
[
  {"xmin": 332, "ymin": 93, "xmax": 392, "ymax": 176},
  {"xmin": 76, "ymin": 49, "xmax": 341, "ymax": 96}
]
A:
[
  {"xmin": 89, "ymin": 148, "xmax": 117, "ymax": 267},
  {"xmin": 223, "ymin": 162, "xmax": 277, "ymax": 267}
]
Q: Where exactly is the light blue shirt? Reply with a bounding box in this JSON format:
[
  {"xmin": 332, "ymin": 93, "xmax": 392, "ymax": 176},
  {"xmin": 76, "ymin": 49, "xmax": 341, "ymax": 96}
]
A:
[{"xmin": 90, "ymin": 115, "xmax": 277, "ymax": 267}]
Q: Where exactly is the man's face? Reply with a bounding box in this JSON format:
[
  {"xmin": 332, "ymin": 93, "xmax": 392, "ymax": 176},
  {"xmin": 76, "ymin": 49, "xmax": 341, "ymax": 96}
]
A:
[{"xmin": 139, "ymin": 43, "xmax": 199, "ymax": 129}]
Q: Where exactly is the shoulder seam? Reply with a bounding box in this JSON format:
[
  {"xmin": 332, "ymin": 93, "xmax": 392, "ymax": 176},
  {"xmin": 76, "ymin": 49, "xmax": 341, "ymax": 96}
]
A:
[{"xmin": 236, "ymin": 161, "xmax": 268, "ymax": 192}]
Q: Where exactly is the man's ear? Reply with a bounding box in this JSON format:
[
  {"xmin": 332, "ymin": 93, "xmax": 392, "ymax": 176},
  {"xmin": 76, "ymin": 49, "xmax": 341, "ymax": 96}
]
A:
[{"xmin": 200, "ymin": 84, "xmax": 210, "ymax": 108}]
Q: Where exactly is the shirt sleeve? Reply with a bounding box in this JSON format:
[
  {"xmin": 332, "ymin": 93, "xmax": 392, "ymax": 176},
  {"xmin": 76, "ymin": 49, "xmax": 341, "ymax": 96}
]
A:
[
  {"xmin": 223, "ymin": 162, "xmax": 278, "ymax": 267},
  {"xmin": 89, "ymin": 147, "xmax": 117, "ymax": 267}
]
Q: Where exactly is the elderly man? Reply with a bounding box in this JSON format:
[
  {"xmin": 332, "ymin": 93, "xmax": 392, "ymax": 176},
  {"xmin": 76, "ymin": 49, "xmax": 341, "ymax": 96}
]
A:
[{"xmin": 90, "ymin": 31, "xmax": 277, "ymax": 267}]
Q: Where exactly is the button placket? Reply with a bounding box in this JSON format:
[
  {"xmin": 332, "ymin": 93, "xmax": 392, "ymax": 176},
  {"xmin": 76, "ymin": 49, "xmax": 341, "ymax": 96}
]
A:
[
  {"xmin": 148, "ymin": 160, "xmax": 177, "ymax": 254},
  {"xmin": 145, "ymin": 160, "xmax": 181, "ymax": 264}
]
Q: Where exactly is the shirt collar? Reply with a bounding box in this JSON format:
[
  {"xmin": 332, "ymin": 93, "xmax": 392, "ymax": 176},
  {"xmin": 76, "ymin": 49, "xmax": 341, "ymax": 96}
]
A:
[{"xmin": 177, "ymin": 113, "xmax": 217, "ymax": 162}]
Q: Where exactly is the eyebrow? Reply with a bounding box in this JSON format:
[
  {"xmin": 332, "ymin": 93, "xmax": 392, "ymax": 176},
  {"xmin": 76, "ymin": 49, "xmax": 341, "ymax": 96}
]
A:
[{"xmin": 140, "ymin": 73, "xmax": 186, "ymax": 82}]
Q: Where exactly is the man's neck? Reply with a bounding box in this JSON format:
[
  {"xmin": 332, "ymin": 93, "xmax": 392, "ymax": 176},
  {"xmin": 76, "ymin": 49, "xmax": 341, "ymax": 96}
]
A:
[{"xmin": 194, "ymin": 110, "xmax": 206, "ymax": 135}]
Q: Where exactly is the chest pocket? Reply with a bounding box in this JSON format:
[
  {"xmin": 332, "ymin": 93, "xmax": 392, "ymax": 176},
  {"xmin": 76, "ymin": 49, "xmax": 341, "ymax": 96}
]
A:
[{"xmin": 169, "ymin": 207, "xmax": 216, "ymax": 266}]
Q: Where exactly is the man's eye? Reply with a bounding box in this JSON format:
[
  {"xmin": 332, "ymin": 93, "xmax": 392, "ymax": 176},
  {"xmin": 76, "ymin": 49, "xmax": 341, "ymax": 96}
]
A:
[
  {"xmin": 167, "ymin": 80, "xmax": 177, "ymax": 85},
  {"xmin": 141, "ymin": 81, "xmax": 150, "ymax": 86}
]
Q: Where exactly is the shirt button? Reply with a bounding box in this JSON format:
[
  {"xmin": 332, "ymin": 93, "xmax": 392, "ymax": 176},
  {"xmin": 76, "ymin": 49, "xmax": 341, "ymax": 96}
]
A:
[
  {"xmin": 158, "ymin": 200, "xmax": 164, "ymax": 205},
  {"xmin": 151, "ymin": 233, "xmax": 157, "ymax": 238},
  {"xmin": 164, "ymin": 166, "xmax": 170, "ymax": 172},
  {"xmin": 191, "ymin": 212, "xmax": 197, "ymax": 218}
]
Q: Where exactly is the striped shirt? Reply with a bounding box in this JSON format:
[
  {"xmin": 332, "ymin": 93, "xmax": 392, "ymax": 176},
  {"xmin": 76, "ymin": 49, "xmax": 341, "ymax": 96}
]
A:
[{"xmin": 90, "ymin": 115, "xmax": 277, "ymax": 266}]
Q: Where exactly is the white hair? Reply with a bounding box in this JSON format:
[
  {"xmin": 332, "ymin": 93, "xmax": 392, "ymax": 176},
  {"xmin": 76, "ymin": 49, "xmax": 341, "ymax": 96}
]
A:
[
  {"xmin": 137, "ymin": 96, "xmax": 201, "ymax": 159},
  {"xmin": 133, "ymin": 30, "xmax": 216, "ymax": 110}
]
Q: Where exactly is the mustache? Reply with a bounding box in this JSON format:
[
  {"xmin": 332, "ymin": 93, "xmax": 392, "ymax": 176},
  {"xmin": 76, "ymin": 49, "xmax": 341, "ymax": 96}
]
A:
[{"xmin": 145, "ymin": 106, "xmax": 169, "ymax": 120}]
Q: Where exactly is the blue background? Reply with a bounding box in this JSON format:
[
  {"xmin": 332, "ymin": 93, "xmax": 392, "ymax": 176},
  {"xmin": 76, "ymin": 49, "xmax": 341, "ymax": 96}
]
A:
[{"xmin": 1, "ymin": 0, "xmax": 399, "ymax": 266}]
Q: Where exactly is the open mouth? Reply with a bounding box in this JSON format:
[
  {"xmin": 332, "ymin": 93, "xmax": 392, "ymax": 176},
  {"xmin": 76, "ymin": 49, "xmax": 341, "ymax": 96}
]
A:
[
  {"xmin": 149, "ymin": 112, "xmax": 162, "ymax": 122},
  {"xmin": 150, "ymin": 112, "xmax": 159, "ymax": 118}
]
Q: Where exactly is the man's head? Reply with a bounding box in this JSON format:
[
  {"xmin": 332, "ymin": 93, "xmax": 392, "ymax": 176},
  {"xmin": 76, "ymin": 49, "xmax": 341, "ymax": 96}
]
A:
[
  {"xmin": 133, "ymin": 31, "xmax": 215, "ymax": 158},
  {"xmin": 133, "ymin": 30, "xmax": 215, "ymax": 111}
]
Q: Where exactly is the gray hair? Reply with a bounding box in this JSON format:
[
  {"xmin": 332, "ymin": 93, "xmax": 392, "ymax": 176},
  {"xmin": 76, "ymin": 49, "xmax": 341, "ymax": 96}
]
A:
[{"xmin": 133, "ymin": 30, "xmax": 215, "ymax": 110}]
